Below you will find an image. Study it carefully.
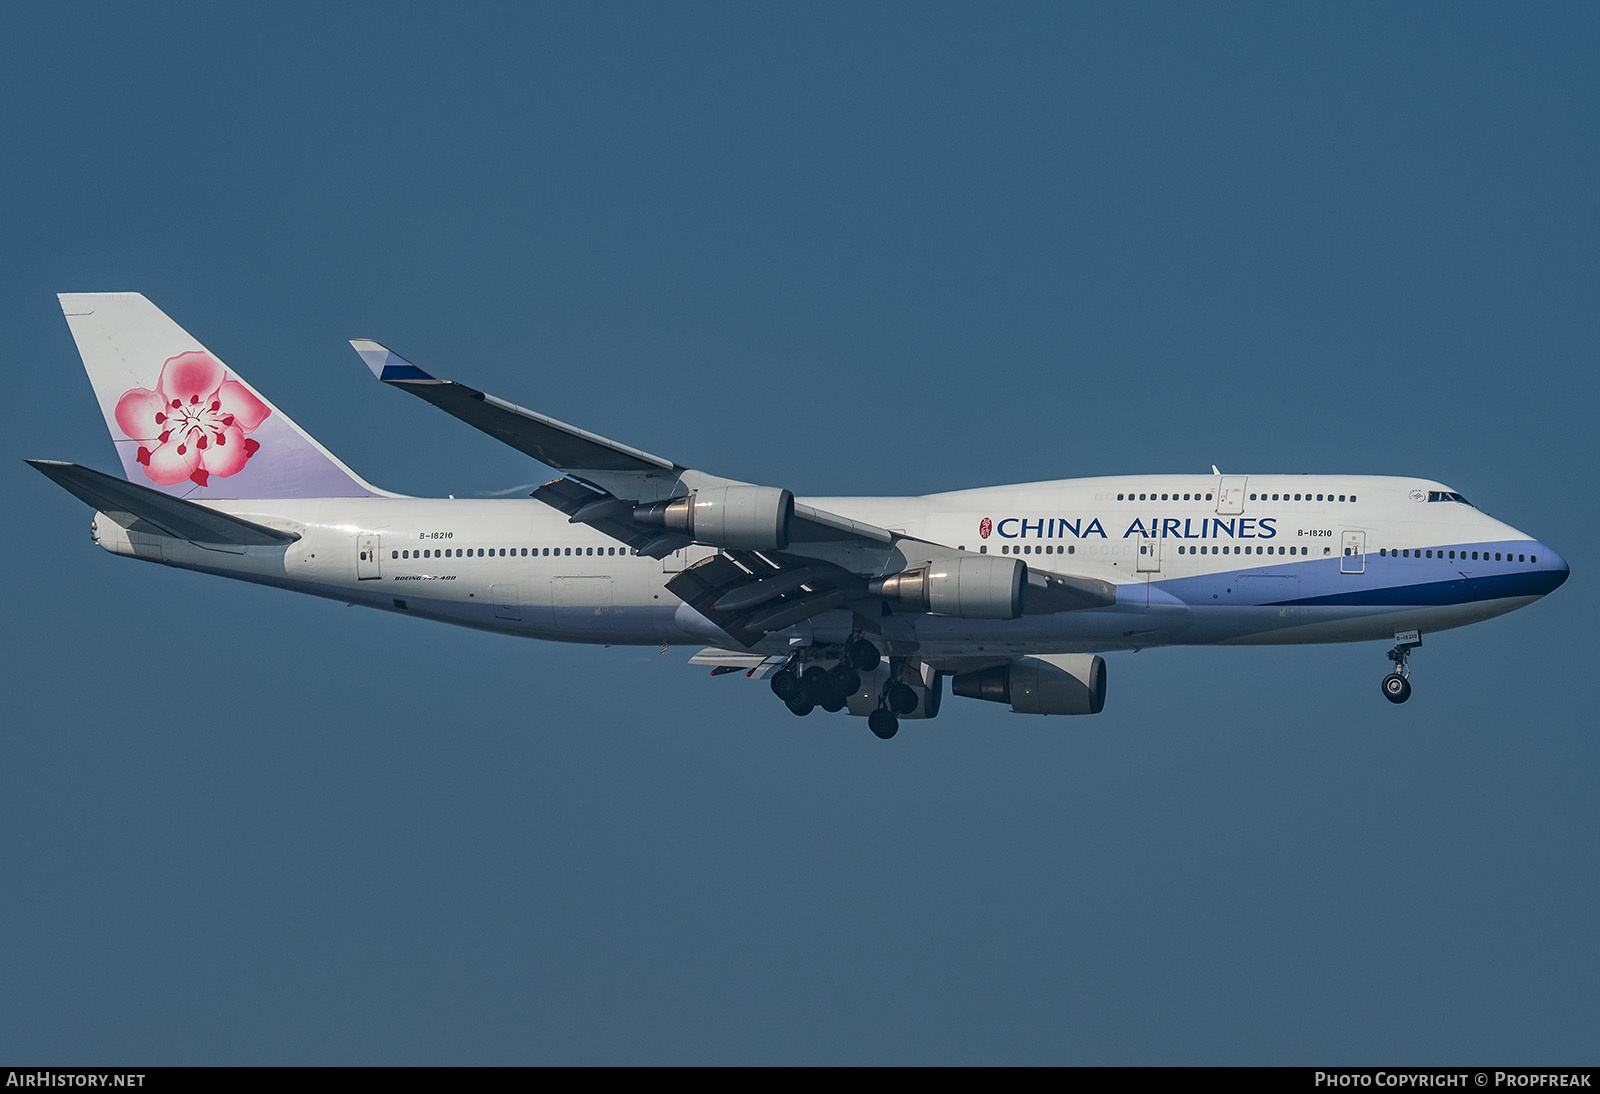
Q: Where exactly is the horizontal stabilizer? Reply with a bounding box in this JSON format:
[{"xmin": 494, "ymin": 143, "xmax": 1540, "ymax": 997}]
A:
[
  {"xmin": 352, "ymin": 341, "xmax": 678, "ymax": 474},
  {"xmin": 27, "ymin": 460, "xmax": 300, "ymax": 545}
]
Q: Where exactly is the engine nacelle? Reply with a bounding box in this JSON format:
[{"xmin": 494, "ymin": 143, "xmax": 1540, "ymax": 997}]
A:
[
  {"xmin": 634, "ymin": 486, "xmax": 794, "ymax": 550},
  {"xmin": 868, "ymin": 555, "xmax": 1025, "ymax": 620},
  {"xmin": 951, "ymin": 654, "xmax": 1107, "ymax": 715}
]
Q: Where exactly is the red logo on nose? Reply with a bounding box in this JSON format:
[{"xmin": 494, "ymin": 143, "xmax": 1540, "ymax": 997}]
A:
[{"xmin": 979, "ymin": 517, "xmax": 993, "ymax": 539}]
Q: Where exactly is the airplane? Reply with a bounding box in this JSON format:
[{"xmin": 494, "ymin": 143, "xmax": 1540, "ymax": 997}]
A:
[{"xmin": 30, "ymin": 293, "xmax": 1570, "ymax": 739}]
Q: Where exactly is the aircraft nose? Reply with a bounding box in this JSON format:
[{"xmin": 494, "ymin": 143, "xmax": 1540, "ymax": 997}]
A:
[{"xmin": 1541, "ymin": 545, "xmax": 1570, "ymax": 591}]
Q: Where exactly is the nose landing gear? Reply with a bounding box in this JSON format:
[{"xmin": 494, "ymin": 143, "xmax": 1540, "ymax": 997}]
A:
[{"xmin": 1381, "ymin": 630, "xmax": 1422, "ymax": 704}]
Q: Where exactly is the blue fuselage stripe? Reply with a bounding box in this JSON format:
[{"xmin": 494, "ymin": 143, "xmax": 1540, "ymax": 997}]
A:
[{"xmin": 1264, "ymin": 568, "xmax": 1563, "ymax": 607}]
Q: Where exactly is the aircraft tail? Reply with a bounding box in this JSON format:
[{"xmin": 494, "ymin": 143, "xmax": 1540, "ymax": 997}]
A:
[{"xmin": 58, "ymin": 293, "xmax": 385, "ymax": 499}]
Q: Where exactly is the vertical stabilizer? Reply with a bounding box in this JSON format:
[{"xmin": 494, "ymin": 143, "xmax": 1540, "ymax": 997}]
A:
[{"xmin": 59, "ymin": 293, "xmax": 385, "ymax": 499}]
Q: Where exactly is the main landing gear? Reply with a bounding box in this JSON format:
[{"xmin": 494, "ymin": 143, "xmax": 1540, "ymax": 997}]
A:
[
  {"xmin": 867, "ymin": 675, "xmax": 921, "ymax": 740},
  {"xmin": 1381, "ymin": 630, "xmax": 1422, "ymax": 704},
  {"xmin": 767, "ymin": 636, "xmax": 909, "ymax": 738}
]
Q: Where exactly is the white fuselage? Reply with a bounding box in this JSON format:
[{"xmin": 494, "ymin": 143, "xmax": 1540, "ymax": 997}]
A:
[{"xmin": 88, "ymin": 473, "xmax": 1568, "ymax": 672}]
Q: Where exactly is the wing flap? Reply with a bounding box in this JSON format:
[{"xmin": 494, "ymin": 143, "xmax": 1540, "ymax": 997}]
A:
[
  {"xmin": 688, "ymin": 648, "xmax": 786, "ymax": 679},
  {"xmin": 666, "ymin": 551, "xmax": 864, "ymax": 648}
]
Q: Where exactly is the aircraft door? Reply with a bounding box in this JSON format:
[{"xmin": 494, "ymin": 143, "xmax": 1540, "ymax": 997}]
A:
[
  {"xmin": 357, "ymin": 535, "xmax": 382, "ymax": 579},
  {"xmin": 1217, "ymin": 476, "xmax": 1248, "ymax": 516},
  {"xmin": 1341, "ymin": 530, "xmax": 1366, "ymax": 574},
  {"xmin": 1136, "ymin": 537, "xmax": 1161, "ymax": 573}
]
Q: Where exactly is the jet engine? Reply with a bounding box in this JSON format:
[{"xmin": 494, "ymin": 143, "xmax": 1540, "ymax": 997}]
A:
[
  {"xmin": 633, "ymin": 485, "xmax": 794, "ymax": 550},
  {"xmin": 867, "ymin": 555, "xmax": 1025, "ymax": 620},
  {"xmin": 951, "ymin": 654, "xmax": 1107, "ymax": 715}
]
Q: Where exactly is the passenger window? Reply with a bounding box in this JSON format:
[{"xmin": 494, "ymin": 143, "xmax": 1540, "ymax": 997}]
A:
[{"xmin": 391, "ymin": 550, "xmax": 398, "ymax": 559}]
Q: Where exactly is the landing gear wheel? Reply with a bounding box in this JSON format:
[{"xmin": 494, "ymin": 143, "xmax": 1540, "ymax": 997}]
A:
[
  {"xmin": 1381, "ymin": 631, "xmax": 1421, "ymax": 705},
  {"xmin": 770, "ymin": 671, "xmax": 801, "ymax": 702},
  {"xmin": 829, "ymin": 665, "xmax": 861, "ymax": 697},
  {"xmin": 845, "ymin": 638, "xmax": 881, "ymax": 672},
  {"xmin": 867, "ymin": 709, "xmax": 899, "ymax": 739},
  {"xmin": 786, "ymin": 697, "xmax": 816, "ymax": 717},
  {"xmin": 819, "ymin": 691, "xmax": 847, "ymax": 713},
  {"xmin": 1381, "ymin": 673, "xmax": 1412, "ymax": 704},
  {"xmin": 887, "ymin": 681, "xmax": 919, "ymax": 716},
  {"xmin": 801, "ymin": 666, "xmax": 833, "ymax": 704}
]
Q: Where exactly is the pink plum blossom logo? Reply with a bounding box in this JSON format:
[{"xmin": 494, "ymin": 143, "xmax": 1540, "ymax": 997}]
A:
[{"xmin": 114, "ymin": 351, "xmax": 271, "ymax": 487}]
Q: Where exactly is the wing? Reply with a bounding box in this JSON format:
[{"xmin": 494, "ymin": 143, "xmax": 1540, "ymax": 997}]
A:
[
  {"xmin": 354, "ymin": 342, "xmax": 1114, "ymax": 645},
  {"xmin": 350, "ymin": 341, "xmax": 681, "ymax": 477}
]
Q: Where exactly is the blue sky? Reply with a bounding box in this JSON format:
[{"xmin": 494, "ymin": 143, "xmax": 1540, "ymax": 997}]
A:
[{"xmin": 3, "ymin": 3, "xmax": 1596, "ymax": 1064}]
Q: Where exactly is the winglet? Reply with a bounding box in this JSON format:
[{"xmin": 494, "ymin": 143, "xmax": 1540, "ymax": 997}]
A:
[{"xmin": 350, "ymin": 340, "xmax": 437, "ymax": 383}]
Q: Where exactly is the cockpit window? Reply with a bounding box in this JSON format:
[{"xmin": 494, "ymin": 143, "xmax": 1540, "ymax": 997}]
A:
[{"xmin": 1427, "ymin": 490, "xmax": 1475, "ymax": 507}]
